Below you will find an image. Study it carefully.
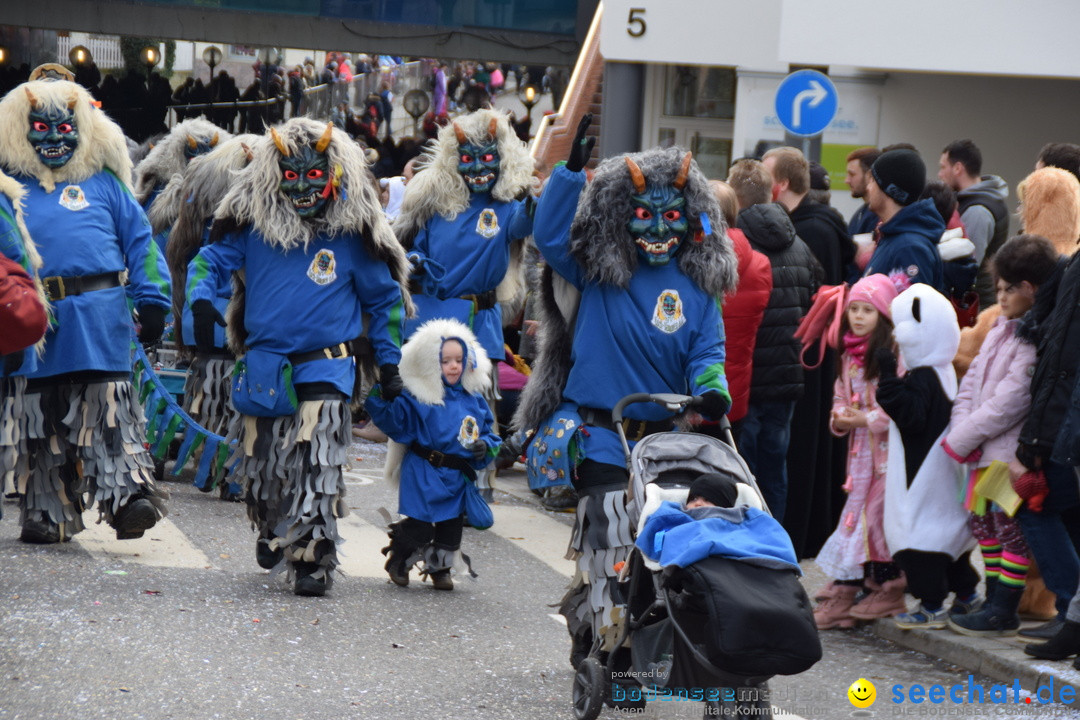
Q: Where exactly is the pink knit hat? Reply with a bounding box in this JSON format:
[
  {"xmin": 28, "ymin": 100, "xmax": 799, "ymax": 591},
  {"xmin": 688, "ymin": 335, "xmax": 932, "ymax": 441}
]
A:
[{"xmin": 847, "ymin": 273, "xmax": 898, "ymax": 320}]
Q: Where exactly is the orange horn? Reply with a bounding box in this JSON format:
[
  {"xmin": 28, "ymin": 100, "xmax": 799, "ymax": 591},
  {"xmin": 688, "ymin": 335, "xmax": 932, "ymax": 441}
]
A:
[
  {"xmin": 625, "ymin": 157, "xmax": 646, "ymax": 194},
  {"xmin": 270, "ymin": 127, "xmax": 289, "ymax": 156},
  {"xmin": 488, "ymin": 116, "xmax": 498, "ymax": 139},
  {"xmin": 187, "ymin": 135, "xmax": 198, "ymax": 150},
  {"xmin": 67, "ymin": 90, "xmax": 78, "ymax": 110},
  {"xmin": 314, "ymin": 122, "xmax": 333, "ymax": 153},
  {"xmin": 210, "ymin": 132, "xmax": 219, "ymax": 147},
  {"xmin": 24, "ymin": 87, "xmax": 40, "ymax": 109},
  {"xmin": 240, "ymin": 143, "xmax": 254, "ymax": 163},
  {"xmin": 453, "ymin": 122, "xmax": 467, "ymax": 145},
  {"xmin": 672, "ymin": 152, "xmax": 693, "ymax": 190},
  {"xmin": 669, "ymin": 151, "xmax": 695, "ymax": 189}
]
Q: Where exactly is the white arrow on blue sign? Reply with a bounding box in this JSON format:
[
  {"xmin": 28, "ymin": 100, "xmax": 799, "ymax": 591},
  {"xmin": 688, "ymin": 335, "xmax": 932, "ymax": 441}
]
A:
[{"xmin": 774, "ymin": 69, "xmax": 838, "ymax": 137}]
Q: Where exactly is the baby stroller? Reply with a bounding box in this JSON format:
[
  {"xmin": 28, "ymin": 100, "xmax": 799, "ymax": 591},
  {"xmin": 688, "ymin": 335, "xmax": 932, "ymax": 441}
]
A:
[{"xmin": 570, "ymin": 393, "xmax": 821, "ymax": 720}]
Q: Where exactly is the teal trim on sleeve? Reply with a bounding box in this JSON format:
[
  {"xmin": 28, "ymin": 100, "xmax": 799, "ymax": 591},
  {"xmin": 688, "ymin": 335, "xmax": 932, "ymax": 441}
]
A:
[
  {"xmin": 188, "ymin": 254, "xmax": 211, "ymax": 299},
  {"xmin": 388, "ymin": 296, "xmax": 404, "ymax": 348},
  {"xmin": 694, "ymin": 363, "xmax": 731, "ymax": 403},
  {"xmin": 143, "ymin": 241, "xmax": 171, "ymax": 299}
]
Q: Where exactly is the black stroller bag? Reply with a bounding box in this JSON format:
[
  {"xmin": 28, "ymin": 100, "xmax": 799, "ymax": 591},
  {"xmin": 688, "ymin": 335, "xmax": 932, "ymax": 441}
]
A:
[{"xmin": 665, "ymin": 555, "xmax": 822, "ymax": 678}]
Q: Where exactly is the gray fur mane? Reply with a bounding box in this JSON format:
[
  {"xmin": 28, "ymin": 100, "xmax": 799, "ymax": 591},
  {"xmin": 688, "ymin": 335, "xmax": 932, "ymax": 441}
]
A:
[
  {"xmin": 569, "ymin": 146, "xmax": 737, "ymax": 296},
  {"xmin": 135, "ymin": 117, "xmax": 227, "ymax": 204}
]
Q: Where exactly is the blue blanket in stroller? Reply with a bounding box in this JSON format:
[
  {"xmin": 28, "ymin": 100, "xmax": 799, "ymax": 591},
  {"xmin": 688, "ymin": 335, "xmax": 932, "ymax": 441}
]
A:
[{"xmin": 636, "ymin": 502, "xmax": 800, "ymax": 573}]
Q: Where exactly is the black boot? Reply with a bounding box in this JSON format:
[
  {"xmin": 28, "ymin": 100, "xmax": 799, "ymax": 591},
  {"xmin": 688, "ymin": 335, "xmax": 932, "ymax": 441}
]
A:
[
  {"xmin": 1019, "ymin": 616, "xmax": 1065, "ymax": 640},
  {"xmin": 947, "ymin": 585, "xmax": 1022, "ymax": 637},
  {"xmin": 20, "ymin": 512, "xmax": 61, "ymax": 544},
  {"xmin": 256, "ymin": 535, "xmax": 283, "ymax": 569},
  {"xmin": 113, "ymin": 497, "xmax": 158, "ymax": 540},
  {"xmin": 1024, "ymin": 619, "xmax": 1080, "ymax": 659},
  {"xmin": 983, "ymin": 575, "xmax": 998, "ymax": 606},
  {"xmin": 293, "ymin": 561, "xmax": 330, "ymax": 597},
  {"xmin": 381, "ymin": 520, "xmax": 427, "ymax": 587}
]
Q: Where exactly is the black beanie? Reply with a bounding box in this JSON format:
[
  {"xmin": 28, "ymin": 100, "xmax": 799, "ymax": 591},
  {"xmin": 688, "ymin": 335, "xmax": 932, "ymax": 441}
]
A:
[
  {"xmin": 871, "ymin": 149, "xmax": 926, "ymax": 206},
  {"xmin": 809, "ymin": 161, "xmax": 830, "ymax": 191},
  {"xmin": 686, "ymin": 472, "xmax": 740, "ymax": 508}
]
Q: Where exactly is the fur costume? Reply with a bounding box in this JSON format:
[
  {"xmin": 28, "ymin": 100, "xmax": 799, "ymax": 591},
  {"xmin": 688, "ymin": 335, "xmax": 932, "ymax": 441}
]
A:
[
  {"xmin": 0, "ymin": 78, "xmax": 171, "ymax": 541},
  {"xmin": 0, "ymin": 80, "xmax": 132, "ymax": 194},
  {"xmin": 366, "ymin": 319, "xmax": 499, "ymax": 582},
  {"xmin": 1019, "ymin": 167, "xmax": 1080, "ymax": 257},
  {"xmin": 189, "ymin": 117, "xmax": 412, "ymax": 593},
  {"xmin": 134, "ymin": 117, "xmax": 226, "ymax": 206},
  {"xmin": 515, "ymin": 146, "xmax": 737, "ymax": 658},
  {"xmin": 393, "ymin": 108, "xmax": 536, "ymax": 359}
]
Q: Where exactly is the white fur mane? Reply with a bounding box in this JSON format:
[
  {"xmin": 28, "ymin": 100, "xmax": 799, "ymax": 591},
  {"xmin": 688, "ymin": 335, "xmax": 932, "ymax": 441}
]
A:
[
  {"xmin": 398, "ymin": 318, "xmax": 492, "ymax": 405},
  {"xmin": 134, "ymin": 117, "xmax": 227, "ymax": 204}
]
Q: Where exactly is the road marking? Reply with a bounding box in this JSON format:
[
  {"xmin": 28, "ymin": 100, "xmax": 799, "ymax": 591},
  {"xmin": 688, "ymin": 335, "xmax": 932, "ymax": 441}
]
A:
[
  {"xmin": 488, "ymin": 503, "xmax": 575, "ymax": 578},
  {"xmin": 336, "ymin": 513, "xmax": 393, "ymax": 578},
  {"xmin": 343, "ymin": 467, "xmax": 378, "ymax": 486},
  {"xmin": 75, "ymin": 511, "xmax": 215, "ymax": 569}
]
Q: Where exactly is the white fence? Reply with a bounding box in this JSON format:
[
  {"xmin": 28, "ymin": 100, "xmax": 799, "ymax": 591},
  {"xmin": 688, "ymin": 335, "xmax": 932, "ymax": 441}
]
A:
[{"xmin": 56, "ymin": 34, "xmax": 124, "ymax": 70}]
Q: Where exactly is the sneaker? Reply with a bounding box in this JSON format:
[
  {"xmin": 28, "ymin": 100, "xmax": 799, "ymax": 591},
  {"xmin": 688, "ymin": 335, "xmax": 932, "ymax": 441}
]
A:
[
  {"xmin": 894, "ymin": 604, "xmax": 949, "ymax": 629},
  {"xmin": 429, "ymin": 569, "xmax": 454, "ymax": 591},
  {"xmin": 947, "ymin": 609, "xmax": 1020, "ymax": 637},
  {"xmin": 948, "ymin": 593, "xmax": 983, "ymax": 617},
  {"xmin": 1019, "ymin": 616, "xmax": 1065, "ymax": 640}
]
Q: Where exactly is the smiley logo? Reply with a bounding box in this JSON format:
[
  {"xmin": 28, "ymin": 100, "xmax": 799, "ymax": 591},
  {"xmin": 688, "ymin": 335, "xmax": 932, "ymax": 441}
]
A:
[{"xmin": 848, "ymin": 678, "xmax": 876, "ymax": 708}]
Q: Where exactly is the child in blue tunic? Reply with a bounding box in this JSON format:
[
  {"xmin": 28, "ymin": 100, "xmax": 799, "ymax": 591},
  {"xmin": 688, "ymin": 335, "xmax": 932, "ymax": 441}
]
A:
[{"xmin": 367, "ymin": 318, "xmax": 501, "ymax": 591}]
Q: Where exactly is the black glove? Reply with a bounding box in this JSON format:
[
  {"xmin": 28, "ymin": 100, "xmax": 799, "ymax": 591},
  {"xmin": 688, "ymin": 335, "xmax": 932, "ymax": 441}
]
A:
[
  {"xmin": 137, "ymin": 304, "xmax": 167, "ymax": 345},
  {"xmin": 191, "ymin": 299, "xmax": 226, "ymax": 353},
  {"xmin": 565, "ymin": 113, "xmax": 595, "ymax": 173},
  {"xmin": 1016, "ymin": 441, "xmax": 1040, "ymax": 472},
  {"xmin": 3, "ymin": 350, "xmax": 24, "ymax": 375},
  {"xmin": 874, "ymin": 347, "xmax": 898, "ymax": 377},
  {"xmin": 470, "ymin": 440, "xmax": 488, "ymax": 462},
  {"xmin": 692, "ymin": 391, "xmax": 730, "ymax": 421},
  {"xmin": 379, "ymin": 363, "xmax": 404, "ymax": 401}
]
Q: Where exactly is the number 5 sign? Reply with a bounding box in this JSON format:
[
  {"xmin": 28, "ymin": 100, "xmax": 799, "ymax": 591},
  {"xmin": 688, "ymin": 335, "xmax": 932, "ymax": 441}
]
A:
[{"xmin": 627, "ymin": 7, "xmax": 646, "ymax": 37}]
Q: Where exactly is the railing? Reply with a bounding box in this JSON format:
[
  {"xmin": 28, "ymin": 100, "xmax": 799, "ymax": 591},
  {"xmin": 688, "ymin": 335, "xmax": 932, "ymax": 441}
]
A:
[{"xmin": 56, "ymin": 34, "xmax": 124, "ymax": 70}]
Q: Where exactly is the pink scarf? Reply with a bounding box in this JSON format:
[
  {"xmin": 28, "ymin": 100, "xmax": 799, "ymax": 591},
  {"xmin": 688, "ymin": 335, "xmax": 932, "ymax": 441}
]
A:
[{"xmin": 843, "ymin": 331, "xmax": 870, "ymax": 367}]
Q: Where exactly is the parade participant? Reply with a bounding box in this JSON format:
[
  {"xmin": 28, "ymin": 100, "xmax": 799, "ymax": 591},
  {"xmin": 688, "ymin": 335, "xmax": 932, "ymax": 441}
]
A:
[
  {"xmin": 393, "ymin": 107, "xmax": 535, "ymax": 498},
  {"xmin": 0, "ymin": 77, "xmax": 171, "ymax": 543},
  {"xmin": 187, "ymin": 117, "xmax": 411, "ymax": 596},
  {"xmin": 367, "ymin": 318, "xmax": 500, "ymax": 591},
  {"xmin": 165, "ymin": 134, "xmax": 258, "ymax": 497},
  {"xmin": 515, "ymin": 116, "xmax": 737, "ymax": 668},
  {"xmin": 0, "ymin": 168, "xmax": 48, "ymax": 516},
  {"xmin": 135, "ymin": 117, "xmax": 227, "ymax": 252}
]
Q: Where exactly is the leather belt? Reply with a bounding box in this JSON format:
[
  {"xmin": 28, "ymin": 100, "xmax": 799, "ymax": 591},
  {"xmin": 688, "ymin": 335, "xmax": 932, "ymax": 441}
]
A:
[
  {"xmin": 460, "ymin": 289, "xmax": 498, "ymax": 312},
  {"xmin": 410, "ymin": 441, "xmax": 477, "ymax": 481},
  {"xmin": 288, "ymin": 342, "xmax": 350, "ymax": 366},
  {"xmin": 42, "ymin": 271, "xmax": 124, "ymax": 302},
  {"xmin": 579, "ymin": 406, "xmax": 673, "ymax": 443}
]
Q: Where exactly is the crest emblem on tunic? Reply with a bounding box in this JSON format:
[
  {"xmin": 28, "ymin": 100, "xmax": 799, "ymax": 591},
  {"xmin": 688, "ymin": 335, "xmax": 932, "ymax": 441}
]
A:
[
  {"xmin": 307, "ymin": 249, "xmax": 337, "ymax": 285},
  {"xmin": 458, "ymin": 415, "xmax": 480, "ymax": 448},
  {"xmin": 58, "ymin": 185, "xmax": 89, "ymax": 211},
  {"xmin": 651, "ymin": 289, "xmax": 686, "ymax": 333},
  {"xmin": 475, "ymin": 208, "xmax": 499, "ymax": 239}
]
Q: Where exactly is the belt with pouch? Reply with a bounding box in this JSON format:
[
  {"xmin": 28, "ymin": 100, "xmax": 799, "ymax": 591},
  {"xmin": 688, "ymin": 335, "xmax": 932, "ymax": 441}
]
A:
[
  {"xmin": 578, "ymin": 406, "xmax": 674, "ymax": 443},
  {"xmin": 410, "ymin": 442, "xmax": 477, "ymax": 481},
  {"xmin": 288, "ymin": 342, "xmax": 351, "ymax": 366},
  {"xmin": 460, "ymin": 289, "xmax": 498, "ymax": 312},
  {"xmin": 42, "ymin": 271, "xmax": 125, "ymax": 301}
]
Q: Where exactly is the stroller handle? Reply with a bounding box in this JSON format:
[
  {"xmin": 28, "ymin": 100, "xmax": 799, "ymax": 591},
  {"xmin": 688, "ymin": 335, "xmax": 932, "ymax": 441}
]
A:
[{"xmin": 611, "ymin": 393, "xmax": 697, "ymax": 425}]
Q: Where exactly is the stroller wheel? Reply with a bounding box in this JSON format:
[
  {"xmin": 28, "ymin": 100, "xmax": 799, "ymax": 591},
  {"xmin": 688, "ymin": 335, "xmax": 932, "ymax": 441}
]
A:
[{"xmin": 571, "ymin": 657, "xmax": 605, "ymax": 720}]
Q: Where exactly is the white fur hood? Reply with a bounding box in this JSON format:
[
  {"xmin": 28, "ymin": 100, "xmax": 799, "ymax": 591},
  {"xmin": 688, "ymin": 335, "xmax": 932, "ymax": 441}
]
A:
[{"xmin": 398, "ymin": 318, "xmax": 492, "ymax": 405}]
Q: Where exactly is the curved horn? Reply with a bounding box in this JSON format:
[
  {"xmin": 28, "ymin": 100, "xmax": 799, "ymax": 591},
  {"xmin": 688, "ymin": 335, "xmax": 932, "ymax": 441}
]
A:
[
  {"xmin": 487, "ymin": 116, "xmax": 498, "ymax": 139},
  {"xmin": 24, "ymin": 87, "xmax": 40, "ymax": 109},
  {"xmin": 67, "ymin": 90, "xmax": 78, "ymax": 110},
  {"xmin": 187, "ymin": 135, "xmax": 198, "ymax": 150},
  {"xmin": 625, "ymin": 157, "xmax": 647, "ymax": 194},
  {"xmin": 453, "ymin": 122, "xmax": 467, "ymax": 145},
  {"xmin": 314, "ymin": 122, "xmax": 333, "ymax": 153},
  {"xmin": 210, "ymin": 132, "xmax": 219, "ymax": 147},
  {"xmin": 672, "ymin": 152, "xmax": 693, "ymax": 190},
  {"xmin": 270, "ymin": 127, "xmax": 289, "ymax": 156},
  {"xmin": 240, "ymin": 143, "xmax": 254, "ymax": 163}
]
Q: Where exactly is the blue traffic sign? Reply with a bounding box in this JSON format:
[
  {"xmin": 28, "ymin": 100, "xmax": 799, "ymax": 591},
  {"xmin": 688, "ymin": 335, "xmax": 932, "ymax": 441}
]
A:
[{"xmin": 774, "ymin": 70, "xmax": 838, "ymax": 137}]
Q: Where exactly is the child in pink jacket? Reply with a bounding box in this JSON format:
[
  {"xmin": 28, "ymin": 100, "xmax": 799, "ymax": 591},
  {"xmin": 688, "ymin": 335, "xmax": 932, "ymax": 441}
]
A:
[
  {"xmin": 814, "ymin": 274, "xmax": 903, "ymax": 628},
  {"xmin": 942, "ymin": 234, "xmax": 1059, "ymax": 637}
]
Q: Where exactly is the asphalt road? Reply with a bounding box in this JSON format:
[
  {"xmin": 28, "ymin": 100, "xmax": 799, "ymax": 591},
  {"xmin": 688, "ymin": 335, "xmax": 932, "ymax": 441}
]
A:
[{"xmin": 0, "ymin": 436, "xmax": 1065, "ymax": 720}]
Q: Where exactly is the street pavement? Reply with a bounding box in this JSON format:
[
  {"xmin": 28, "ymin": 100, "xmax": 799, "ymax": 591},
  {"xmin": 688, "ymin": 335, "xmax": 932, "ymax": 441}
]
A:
[{"xmin": 1, "ymin": 437, "xmax": 1079, "ymax": 720}]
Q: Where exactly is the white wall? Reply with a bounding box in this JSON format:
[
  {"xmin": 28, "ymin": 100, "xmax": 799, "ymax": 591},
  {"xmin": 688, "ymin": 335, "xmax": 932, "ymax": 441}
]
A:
[{"xmin": 877, "ymin": 72, "xmax": 1080, "ymax": 233}]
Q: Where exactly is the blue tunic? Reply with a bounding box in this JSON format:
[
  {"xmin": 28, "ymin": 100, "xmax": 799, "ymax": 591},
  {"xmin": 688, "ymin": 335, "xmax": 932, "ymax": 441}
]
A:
[
  {"xmin": 8, "ymin": 171, "xmax": 171, "ymax": 378},
  {"xmin": 533, "ymin": 165, "xmax": 730, "ymax": 466},
  {"xmin": 0, "ymin": 192, "xmax": 39, "ymax": 375},
  {"xmin": 366, "ymin": 382, "xmax": 501, "ymax": 523},
  {"xmin": 187, "ymin": 226, "xmax": 405, "ymax": 397},
  {"xmin": 405, "ymin": 193, "xmax": 531, "ymax": 359}
]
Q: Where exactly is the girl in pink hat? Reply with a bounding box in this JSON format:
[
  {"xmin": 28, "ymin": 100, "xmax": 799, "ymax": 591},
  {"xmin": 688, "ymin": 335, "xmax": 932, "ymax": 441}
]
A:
[{"xmin": 814, "ymin": 274, "xmax": 904, "ymax": 628}]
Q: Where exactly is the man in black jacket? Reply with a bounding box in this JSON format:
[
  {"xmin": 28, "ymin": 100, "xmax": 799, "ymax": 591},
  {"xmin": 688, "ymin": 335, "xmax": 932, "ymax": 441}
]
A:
[
  {"xmin": 763, "ymin": 146, "xmax": 853, "ymax": 554},
  {"xmin": 728, "ymin": 158, "xmax": 821, "ymax": 522}
]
